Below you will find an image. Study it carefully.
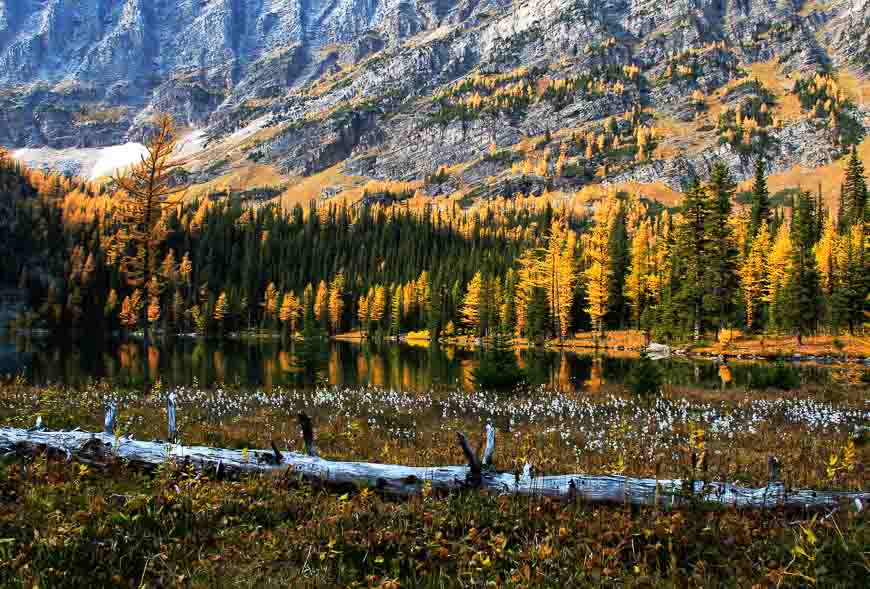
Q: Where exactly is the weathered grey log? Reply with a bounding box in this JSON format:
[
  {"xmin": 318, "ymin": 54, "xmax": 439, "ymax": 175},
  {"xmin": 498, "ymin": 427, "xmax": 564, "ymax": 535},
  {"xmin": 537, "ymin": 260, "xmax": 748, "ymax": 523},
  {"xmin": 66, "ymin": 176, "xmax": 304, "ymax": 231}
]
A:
[{"xmin": 0, "ymin": 426, "xmax": 865, "ymax": 510}]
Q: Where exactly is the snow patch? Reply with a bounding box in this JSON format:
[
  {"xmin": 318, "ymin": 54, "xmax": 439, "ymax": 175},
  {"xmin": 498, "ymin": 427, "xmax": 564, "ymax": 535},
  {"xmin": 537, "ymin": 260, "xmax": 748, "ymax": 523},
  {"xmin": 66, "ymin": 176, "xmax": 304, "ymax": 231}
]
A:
[
  {"xmin": 13, "ymin": 143, "xmax": 148, "ymax": 180},
  {"xmin": 89, "ymin": 143, "xmax": 149, "ymax": 179},
  {"xmin": 176, "ymin": 129, "xmax": 207, "ymax": 159}
]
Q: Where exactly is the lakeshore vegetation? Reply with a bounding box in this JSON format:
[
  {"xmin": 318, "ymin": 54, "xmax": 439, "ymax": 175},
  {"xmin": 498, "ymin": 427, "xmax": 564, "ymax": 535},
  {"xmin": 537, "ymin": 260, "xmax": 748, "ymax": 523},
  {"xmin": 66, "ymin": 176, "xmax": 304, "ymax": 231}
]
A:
[
  {"xmin": 0, "ymin": 376, "xmax": 867, "ymax": 587},
  {"xmin": 1, "ymin": 116, "xmax": 868, "ymax": 352}
]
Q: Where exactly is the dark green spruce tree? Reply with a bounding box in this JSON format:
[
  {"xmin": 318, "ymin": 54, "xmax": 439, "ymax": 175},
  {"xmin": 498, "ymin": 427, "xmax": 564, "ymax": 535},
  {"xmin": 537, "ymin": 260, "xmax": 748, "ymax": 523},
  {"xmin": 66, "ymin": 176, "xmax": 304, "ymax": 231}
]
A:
[
  {"xmin": 782, "ymin": 191, "xmax": 823, "ymax": 344},
  {"xmin": 672, "ymin": 179, "xmax": 710, "ymax": 340},
  {"xmin": 840, "ymin": 146, "xmax": 867, "ymax": 229},
  {"xmin": 749, "ymin": 157, "xmax": 770, "ymax": 238},
  {"xmin": 703, "ymin": 163, "xmax": 739, "ymax": 334}
]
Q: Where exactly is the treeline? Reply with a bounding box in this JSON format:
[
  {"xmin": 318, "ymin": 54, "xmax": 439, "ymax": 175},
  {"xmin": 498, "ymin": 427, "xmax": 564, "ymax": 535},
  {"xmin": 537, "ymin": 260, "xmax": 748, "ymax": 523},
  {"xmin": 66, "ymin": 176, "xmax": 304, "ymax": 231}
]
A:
[{"xmin": 1, "ymin": 141, "xmax": 867, "ymax": 345}]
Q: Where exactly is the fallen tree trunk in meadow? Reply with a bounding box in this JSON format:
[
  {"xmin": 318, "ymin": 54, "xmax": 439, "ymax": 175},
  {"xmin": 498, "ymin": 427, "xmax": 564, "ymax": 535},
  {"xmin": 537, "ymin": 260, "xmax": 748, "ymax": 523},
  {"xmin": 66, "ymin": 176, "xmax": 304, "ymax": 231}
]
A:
[{"xmin": 0, "ymin": 414, "xmax": 865, "ymax": 511}]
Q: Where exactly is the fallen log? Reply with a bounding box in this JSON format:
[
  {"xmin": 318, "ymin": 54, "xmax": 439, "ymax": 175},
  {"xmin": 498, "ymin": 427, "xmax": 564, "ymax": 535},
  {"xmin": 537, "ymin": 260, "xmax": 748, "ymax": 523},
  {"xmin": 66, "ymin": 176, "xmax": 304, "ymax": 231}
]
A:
[{"xmin": 0, "ymin": 418, "xmax": 865, "ymax": 511}]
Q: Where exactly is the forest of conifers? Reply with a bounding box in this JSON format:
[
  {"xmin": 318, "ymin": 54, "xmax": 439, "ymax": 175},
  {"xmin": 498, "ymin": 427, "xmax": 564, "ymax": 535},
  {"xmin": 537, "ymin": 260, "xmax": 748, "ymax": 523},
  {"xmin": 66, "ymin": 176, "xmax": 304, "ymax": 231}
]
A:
[{"xmin": 0, "ymin": 131, "xmax": 867, "ymax": 345}]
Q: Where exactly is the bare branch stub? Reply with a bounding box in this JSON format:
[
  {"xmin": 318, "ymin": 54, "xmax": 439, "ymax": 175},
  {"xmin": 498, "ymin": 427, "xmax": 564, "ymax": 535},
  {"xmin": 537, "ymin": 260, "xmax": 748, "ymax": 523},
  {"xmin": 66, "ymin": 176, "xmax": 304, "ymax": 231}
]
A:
[
  {"xmin": 104, "ymin": 403, "xmax": 117, "ymax": 434},
  {"xmin": 456, "ymin": 432, "xmax": 481, "ymax": 474},
  {"xmin": 482, "ymin": 424, "xmax": 496, "ymax": 468},
  {"xmin": 167, "ymin": 393, "xmax": 177, "ymax": 443},
  {"xmin": 298, "ymin": 413, "xmax": 318, "ymax": 457},
  {"xmin": 768, "ymin": 456, "xmax": 781, "ymax": 483},
  {"xmin": 270, "ymin": 441, "xmax": 284, "ymax": 464}
]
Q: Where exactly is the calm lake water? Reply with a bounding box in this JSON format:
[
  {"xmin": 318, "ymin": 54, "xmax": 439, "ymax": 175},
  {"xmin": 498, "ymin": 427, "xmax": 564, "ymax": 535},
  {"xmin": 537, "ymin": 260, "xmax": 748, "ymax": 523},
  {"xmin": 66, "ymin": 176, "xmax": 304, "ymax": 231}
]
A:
[{"xmin": 0, "ymin": 331, "xmax": 831, "ymax": 391}]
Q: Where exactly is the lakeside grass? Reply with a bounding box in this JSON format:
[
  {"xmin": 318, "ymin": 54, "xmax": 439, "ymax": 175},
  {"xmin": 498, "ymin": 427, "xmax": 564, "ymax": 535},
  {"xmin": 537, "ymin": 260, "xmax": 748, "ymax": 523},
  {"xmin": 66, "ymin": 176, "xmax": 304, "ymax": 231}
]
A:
[
  {"xmin": 0, "ymin": 380, "xmax": 866, "ymax": 490},
  {"xmin": 0, "ymin": 456, "xmax": 867, "ymax": 588},
  {"xmin": 0, "ymin": 378, "xmax": 866, "ymax": 587}
]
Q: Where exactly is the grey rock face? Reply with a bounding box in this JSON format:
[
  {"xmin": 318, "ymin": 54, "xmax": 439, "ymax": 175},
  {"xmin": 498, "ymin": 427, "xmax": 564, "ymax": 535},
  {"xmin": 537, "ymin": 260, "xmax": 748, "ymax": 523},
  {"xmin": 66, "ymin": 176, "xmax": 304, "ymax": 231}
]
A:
[{"xmin": 0, "ymin": 0, "xmax": 867, "ymax": 194}]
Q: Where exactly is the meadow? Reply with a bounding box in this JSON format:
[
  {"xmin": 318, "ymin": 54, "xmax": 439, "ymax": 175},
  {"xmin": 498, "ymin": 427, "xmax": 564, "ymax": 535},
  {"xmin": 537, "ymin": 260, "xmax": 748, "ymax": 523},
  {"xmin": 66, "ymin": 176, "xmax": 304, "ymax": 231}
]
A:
[{"xmin": 0, "ymin": 374, "xmax": 867, "ymax": 587}]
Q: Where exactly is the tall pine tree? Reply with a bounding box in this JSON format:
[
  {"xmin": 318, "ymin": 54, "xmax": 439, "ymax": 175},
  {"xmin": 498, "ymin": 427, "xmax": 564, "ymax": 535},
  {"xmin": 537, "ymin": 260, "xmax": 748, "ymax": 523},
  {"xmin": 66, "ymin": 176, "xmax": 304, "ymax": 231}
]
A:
[
  {"xmin": 749, "ymin": 157, "xmax": 770, "ymax": 237},
  {"xmin": 840, "ymin": 146, "xmax": 867, "ymax": 229},
  {"xmin": 782, "ymin": 191, "xmax": 823, "ymax": 344},
  {"xmin": 703, "ymin": 163, "xmax": 739, "ymax": 334}
]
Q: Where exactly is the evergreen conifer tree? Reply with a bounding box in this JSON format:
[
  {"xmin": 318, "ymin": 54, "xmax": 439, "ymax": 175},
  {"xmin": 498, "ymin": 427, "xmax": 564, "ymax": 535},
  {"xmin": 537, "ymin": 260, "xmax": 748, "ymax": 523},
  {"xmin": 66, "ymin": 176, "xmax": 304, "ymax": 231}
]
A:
[
  {"xmin": 750, "ymin": 157, "xmax": 770, "ymax": 237},
  {"xmin": 782, "ymin": 191, "xmax": 823, "ymax": 344},
  {"xmin": 703, "ymin": 163, "xmax": 739, "ymax": 334}
]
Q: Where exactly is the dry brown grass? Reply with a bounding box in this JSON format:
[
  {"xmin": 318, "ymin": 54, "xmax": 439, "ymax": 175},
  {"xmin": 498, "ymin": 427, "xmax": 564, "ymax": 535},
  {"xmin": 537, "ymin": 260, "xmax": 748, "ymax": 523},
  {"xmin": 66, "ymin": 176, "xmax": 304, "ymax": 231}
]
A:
[
  {"xmin": 435, "ymin": 329, "xmax": 870, "ymax": 357},
  {"xmin": 333, "ymin": 331, "xmax": 366, "ymax": 342},
  {"xmin": 239, "ymin": 97, "xmax": 280, "ymax": 110},
  {"xmin": 561, "ymin": 330, "xmax": 650, "ymax": 349},
  {"xmin": 836, "ymin": 68, "xmax": 870, "ymax": 106},
  {"xmin": 185, "ymin": 163, "xmax": 288, "ymax": 201},
  {"xmin": 277, "ymin": 164, "xmax": 364, "ymax": 208},
  {"xmin": 599, "ymin": 181, "xmax": 684, "ymax": 206},
  {"xmin": 695, "ymin": 332, "xmax": 870, "ymax": 357},
  {"xmin": 744, "ymin": 60, "xmax": 805, "ymax": 122},
  {"xmin": 753, "ymin": 136, "xmax": 870, "ymax": 207}
]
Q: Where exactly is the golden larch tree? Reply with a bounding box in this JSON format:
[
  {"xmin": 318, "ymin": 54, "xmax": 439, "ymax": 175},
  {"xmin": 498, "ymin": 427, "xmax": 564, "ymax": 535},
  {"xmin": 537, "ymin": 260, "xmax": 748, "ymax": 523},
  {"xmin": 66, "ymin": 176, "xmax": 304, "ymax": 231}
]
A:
[
  {"xmin": 545, "ymin": 220, "xmax": 578, "ymax": 339},
  {"xmin": 114, "ymin": 113, "xmax": 187, "ymax": 342},
  {"xmin": 815, "ymin": 214, "xmax": 840, "ymax": 294},
  {"xmin": 263, "ymin": 282, "xmax": 280, "ymax": 323},
  {"xmin": 357, "ymin": 294, "xmax": 370, "ymax": 330},
  {"xmin": 314, "ymin": 280, "xmax": 329, "ymax": 325},
  {"xmin": 514, "ymin": 248, "xmax": 547, "ymax": 337},
  {"xmin": 147, "ymin": 296, "xmax": 161, "ymax": 326},
  {"xmin": 625, "ymin": 218, "xmax": 652, "ymax": 325},
  {"xmin": 740, "ymin": 221, "xmax": 771, "ymax": 330},
  {"xmin": 328, "ymin": 273, "xmax": 346, "ymax": 334},
  {"xmin": 119, "ymin": 290, "xmax": 143, "ymax": 330},
  {"xmin": 765, "ymin": 221, "xmax": 792, "ymax": 326},
  {"xmin": 179, "ymin": 253, "xmax": 193, "ymax": 285},
  {"xmin": 370, "ymin": 286, "xmax": 387, "ymax": 325},
  {"xmin": 584, "ymin": 196, "xmax": 619, "ymax": 337},
  {"xmin": 279, "ymin": 292, "xmax": 301, "ymax": 333},
  {"xmin": 213, "ymin": 292, "xmax": 229, "ymax": 329},
  {"xmin": 161, "ymin": 249, "xmax": 177, "ymax": 285},
  {"xmin": 461, "ymin": 271, "xmax": 485, "ymax": 335}
]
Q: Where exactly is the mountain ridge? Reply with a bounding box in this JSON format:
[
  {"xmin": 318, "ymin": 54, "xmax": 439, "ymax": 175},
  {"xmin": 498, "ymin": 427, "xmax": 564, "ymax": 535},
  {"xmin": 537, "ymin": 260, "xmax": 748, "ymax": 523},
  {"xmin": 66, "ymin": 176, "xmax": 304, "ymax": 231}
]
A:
[{"xmin": 1, "ymin": 0, "xmax": 869, "ymax": 203}]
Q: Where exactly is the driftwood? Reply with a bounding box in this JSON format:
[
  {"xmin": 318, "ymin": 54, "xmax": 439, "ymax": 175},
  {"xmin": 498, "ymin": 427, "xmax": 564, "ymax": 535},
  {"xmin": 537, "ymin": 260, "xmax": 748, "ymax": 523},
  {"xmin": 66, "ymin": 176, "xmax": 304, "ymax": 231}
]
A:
[{"xmin": 0, "ymin": 413, "xmax": 866, "ymax": 511}]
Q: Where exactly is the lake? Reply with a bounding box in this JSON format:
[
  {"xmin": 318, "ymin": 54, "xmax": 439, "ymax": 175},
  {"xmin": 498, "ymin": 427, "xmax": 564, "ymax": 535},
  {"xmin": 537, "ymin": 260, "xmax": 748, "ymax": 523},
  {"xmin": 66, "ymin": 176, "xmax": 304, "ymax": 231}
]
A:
[{"xmin": 0, "ymin": 331, "xmax": 831, "ymax": 391}]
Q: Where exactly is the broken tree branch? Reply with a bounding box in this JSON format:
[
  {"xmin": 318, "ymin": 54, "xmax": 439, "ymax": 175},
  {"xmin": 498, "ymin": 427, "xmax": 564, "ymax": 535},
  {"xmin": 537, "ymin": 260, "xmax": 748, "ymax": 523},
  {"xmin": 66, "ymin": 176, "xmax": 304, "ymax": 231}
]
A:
[
  {"xmin": 104, "ymin": 403, "xmax": 117, "ymax": 435},
  {"xmin": 297, "ymin": 413, "xmax": 317, "ymax": 457},
  {"xmin": 482, "ymin": 424, "xmax": 496, "ymax": 468},
  {"xmin": 456, "ymin": 432, "xmax": 481, "ymax": 474},
  {"xmin": 167, "ymin": 393, "xmax": 177, "ymax": 442},
  {"xmin": 270, "ymin": 441, "xmax": 284, "ymax": 464}
]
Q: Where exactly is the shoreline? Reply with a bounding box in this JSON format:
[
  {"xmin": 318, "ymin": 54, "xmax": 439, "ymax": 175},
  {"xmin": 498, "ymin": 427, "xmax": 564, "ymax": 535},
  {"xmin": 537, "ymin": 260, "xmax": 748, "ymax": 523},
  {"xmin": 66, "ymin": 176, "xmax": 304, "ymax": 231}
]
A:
[{"xmin": 7, "ymin": 327, "xmax": 870, "ymax": 365}]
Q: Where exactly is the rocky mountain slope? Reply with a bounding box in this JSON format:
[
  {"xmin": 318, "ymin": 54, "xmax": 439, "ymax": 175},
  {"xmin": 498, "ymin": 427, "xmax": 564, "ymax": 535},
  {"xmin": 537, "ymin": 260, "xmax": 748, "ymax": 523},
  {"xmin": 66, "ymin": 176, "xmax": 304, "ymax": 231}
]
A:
[{"xmin": 1, "ymin": 0, "xmax": 869, "ymax": 203}]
